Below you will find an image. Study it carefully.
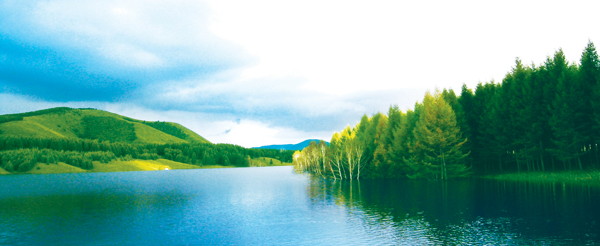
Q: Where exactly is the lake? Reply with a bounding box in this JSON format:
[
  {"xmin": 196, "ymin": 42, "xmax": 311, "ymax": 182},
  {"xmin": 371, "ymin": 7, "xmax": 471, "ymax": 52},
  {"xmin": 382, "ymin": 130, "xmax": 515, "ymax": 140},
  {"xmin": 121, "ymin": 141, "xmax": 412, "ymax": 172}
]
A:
[{"xmin": 0, "ymin": 166, "xmax": 599, "ymax": 245}]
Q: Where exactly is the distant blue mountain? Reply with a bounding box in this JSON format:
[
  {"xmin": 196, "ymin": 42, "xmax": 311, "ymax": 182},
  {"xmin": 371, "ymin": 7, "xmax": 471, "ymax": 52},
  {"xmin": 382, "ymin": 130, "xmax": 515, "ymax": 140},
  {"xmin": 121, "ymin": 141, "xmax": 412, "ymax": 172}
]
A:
[{"xmin": 253, "ymin": 139, "xmax": 329, "ymax": 151}]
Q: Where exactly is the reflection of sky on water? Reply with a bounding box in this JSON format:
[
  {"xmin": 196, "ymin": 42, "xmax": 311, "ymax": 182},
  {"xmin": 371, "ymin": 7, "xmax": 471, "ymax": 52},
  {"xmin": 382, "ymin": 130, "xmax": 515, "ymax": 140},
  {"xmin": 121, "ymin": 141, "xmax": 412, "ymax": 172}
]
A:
[{"xmin": 1, "ymin": 167, "xmax": 599, "ymax": 245}]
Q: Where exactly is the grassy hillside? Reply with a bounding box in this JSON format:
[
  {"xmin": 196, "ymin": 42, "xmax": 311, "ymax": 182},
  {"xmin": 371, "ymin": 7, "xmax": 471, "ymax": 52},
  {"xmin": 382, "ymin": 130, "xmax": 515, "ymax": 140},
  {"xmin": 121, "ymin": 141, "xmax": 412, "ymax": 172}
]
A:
[
  {"xmin": 0, "ymin": 107, "xmax": 210, "ymax": 144},
  {"xmin": 8, "ymin": 159, "xmax": 208, "ymax": 175},
  {"xmin": 28, "ymin": 162, "xmax": 88, "ymax": 174},
  {"xmin": 0, "ymin": 107, "xmax": 294, "ymax": 175},
  {"xmin": 249, "ymin": 157, "xmax": 292, "ymax": 167},
  {"xmin": 129, "ymin": 120, "xmax": 210, "ymax": 143},
  {"xmin": 131, "ymin": 122, "xmax": 188, "ymax": 144},
  {"xmin": 91, "ymin": 159, "xmax": 202, "ymax": 172}
]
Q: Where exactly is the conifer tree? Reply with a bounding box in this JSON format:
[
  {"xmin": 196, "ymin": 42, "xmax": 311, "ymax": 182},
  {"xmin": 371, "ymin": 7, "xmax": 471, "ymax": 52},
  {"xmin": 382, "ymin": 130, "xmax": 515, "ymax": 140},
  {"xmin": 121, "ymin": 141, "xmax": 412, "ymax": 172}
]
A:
[
  {"xmin": 370, "ymin": 114, "xmax": 388, "ymax": 178},
  {"xmin": 477, "ymin": 82, "xmax": 502, "ymax": 173},
  {"xmin": 580, "ymin": 41, "xmax": 600, "ymax": 167},
  {"xmin": 550, "ymin": 64, "xmax": 586, "ymax": 170},
  {"xmin": 390, "ymin": 109, "xmax": 416, "ymax": 176},
  {"xmin": 542, "ymin": 49, "xmax": 569, "ymax": 170},
  {"xmin": 406, "ymin": 90, "xmax": 469, "ymax": 179},
  {"xmin": 458, "ymin": 84, "xmax": 476, "ymax": 169},
  {"xmin": 443, "ymin": 88, "xmax": 471, "ymax": 167}
]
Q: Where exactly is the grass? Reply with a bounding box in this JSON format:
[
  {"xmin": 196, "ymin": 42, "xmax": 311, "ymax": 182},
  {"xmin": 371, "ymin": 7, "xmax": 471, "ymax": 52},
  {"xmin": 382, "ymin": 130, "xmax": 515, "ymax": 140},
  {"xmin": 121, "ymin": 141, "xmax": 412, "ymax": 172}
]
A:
[
  {"xmin": 484, "ymin": 170, "xmax": 600, "ymax": 184},
  {"xmin": 0, "ymin": 107, "xmax": 210, "ymax": 144},
  {"xmin": 196, "ymin": 165, "xmax": 236, "ymax": 169},
  {"xmin": 27, "ymin": 162, "xmax": 87, "ymax": 174},
  {"xmin": 249, "ymin": 157, "xmax": 292, "ymax": 167},
  {"xmin": 0, "ymin": 166, "xmax": 10, "ymax": 174},
  {"xmin": 0, "ymin": 110, "xmax": 85, "ymax": 139},
  {"xmin": 122, "ymin": 116, "xmax": 211, "ymax": 144},
  {"xmin": 172, "ymin": 124, "xmax": 211, "ymax": 143},
  {"xmin": 0, "ymin": 119, "xmax": 66, "ymax": 138},
  {"xmin": 0, "ymin": 158, "xmax": 240, "ymax": 175},
  {"xmin": 131, "ymin": 122, "xmax": 188, "ymax": 144},
  {"xmin": 91, "ymin": 159, "xmax": 205, "ymax": 173}
]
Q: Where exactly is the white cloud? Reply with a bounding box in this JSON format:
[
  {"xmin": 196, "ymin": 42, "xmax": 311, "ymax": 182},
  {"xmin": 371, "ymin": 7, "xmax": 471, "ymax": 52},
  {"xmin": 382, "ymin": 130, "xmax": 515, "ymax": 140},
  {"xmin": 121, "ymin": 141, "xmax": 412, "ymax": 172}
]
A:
[
  {"xmin": 0, "ymin": 0, "xmax": 250, "ymax": 71},
  {"xmin": 102, "ymin": 103, "xmax": 333, "ymax": 147},
  {"xmin": 205, "ymin": 0, "xmax": 600, "ymax": 96},
  {"xmin": 2, "ymin": 0, "xmax": 600, "ymax": 147},
  {"xmin": 0, "ymin": 94, "xmax": 56, "ymax": 114},
  {"xmin": 216, "ymin": 119, "xmax": 331, "ymax": 148}
]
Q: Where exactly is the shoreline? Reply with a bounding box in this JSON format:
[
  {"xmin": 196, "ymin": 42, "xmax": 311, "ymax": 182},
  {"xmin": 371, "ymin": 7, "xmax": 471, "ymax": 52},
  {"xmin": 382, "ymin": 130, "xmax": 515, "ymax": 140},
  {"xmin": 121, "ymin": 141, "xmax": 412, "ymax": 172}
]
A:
[
  {"xmin": 0, "ymin": 158, "xmax": 293, "ymax": 175},
  {"xmin": 483, "ymin": 170, "xmax": 600, "ymax": 184},
  {"xmin": 0, "ymin": 159, "xmax": 235, "ymax": 175}
]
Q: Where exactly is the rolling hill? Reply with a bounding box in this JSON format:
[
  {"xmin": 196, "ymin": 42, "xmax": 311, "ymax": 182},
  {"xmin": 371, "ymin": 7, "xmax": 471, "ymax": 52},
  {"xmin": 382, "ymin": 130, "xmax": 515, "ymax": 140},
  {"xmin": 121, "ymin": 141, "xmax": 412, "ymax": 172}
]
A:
[
  {"xmin": 0, "ymin": 107, "xmax": 210, "ymax": 144},
  {"xmin": 253, "ymin": 139, "xmax": 329, "ymax": 151},
  {"xmin": 0, "ymin": 107, "xmax": 297, "ymax": 175}
]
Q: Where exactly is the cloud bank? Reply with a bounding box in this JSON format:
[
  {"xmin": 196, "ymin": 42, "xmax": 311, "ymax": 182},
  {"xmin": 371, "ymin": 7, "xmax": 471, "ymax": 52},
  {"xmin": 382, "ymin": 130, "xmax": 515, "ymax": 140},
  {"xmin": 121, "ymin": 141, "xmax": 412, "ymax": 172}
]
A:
[{"xmin": 1, "ymin": 0, "xmax": 599, "ymax": 147}]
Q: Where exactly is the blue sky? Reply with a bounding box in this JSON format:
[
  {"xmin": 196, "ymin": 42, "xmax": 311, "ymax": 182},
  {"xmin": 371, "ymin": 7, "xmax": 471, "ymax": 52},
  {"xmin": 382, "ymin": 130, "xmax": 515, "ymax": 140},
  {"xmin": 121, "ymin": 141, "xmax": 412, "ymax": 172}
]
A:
[{"xmin": 1, "ymin": 0, "xmax": 599, "ymax": 147}]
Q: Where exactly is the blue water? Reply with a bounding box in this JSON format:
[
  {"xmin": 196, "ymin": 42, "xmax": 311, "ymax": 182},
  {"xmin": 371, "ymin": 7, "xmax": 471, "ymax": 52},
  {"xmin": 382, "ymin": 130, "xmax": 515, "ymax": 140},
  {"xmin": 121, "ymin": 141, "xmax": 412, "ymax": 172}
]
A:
[{"xmin": 0, "ymin": 166, "xmax": 598, "ymax": 245}]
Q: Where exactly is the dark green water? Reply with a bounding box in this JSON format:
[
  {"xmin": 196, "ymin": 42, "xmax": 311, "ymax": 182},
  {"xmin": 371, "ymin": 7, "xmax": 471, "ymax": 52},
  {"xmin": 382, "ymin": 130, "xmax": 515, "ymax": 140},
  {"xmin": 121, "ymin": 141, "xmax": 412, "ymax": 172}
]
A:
[{"xmin": 0, "ymin": 166, "xmax": 598, "ymax": 245}]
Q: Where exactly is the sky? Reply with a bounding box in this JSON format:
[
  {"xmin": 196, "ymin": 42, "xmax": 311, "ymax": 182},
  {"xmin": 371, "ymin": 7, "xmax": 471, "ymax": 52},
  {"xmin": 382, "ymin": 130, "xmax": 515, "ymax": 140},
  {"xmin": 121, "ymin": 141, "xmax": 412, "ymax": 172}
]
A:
[{"xmin": 0, "ymin": 0, "xmax": 599, "ymax": 148}]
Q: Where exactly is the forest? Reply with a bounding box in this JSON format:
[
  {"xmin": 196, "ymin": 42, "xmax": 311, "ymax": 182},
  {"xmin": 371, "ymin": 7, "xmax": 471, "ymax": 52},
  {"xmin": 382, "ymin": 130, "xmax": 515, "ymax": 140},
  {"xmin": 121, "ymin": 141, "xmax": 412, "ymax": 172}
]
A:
[
  {"xmin": 0, "ymin": 136, "xmax": 294, "ymax": 173},
  {"xmin": 294, "ymin": 41, "xmax": 600, "ymax": 180}
]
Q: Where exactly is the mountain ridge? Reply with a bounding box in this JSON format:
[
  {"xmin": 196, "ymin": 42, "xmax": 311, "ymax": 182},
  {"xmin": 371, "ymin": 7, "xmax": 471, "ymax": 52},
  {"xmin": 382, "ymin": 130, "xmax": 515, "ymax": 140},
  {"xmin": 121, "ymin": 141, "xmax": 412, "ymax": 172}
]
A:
[{"xmin": 253, "ymin": 139, "xmax": 329, "ymax": 151}]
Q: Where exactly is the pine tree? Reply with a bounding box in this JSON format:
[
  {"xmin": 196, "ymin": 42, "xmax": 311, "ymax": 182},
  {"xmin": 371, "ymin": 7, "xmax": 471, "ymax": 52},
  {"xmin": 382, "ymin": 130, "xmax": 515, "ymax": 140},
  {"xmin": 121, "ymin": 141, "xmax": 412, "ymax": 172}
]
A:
[
  {"xmin": 550, "ymin": 64, "xmax": 586, "ymax": 170},
  {"xmin": 580, "ymin": 41, "xmax": 600, "ymax": 168},
  {"xmin": 370, "ymin": 114, "xmax": 389, "ymax": 178},
  {"xmin": 543, "ymin": 49, "xmax": 569, "ymax": 170},
  {"xmin": 443, "ymin": 88, "xmax": 471, "ymax": 167},
  {"xmin": 390, "ymin": 109, "xmax": 416, "ymax": 177},
  {"xmin": 407, "ymin": 90, "xmax": 469, "ymax": 179}
]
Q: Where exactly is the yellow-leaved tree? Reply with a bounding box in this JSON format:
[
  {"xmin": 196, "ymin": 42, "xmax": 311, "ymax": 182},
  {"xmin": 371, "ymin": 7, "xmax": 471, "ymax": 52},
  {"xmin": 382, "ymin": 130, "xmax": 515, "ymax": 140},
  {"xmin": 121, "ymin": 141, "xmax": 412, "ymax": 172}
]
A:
[{"xmin": 406, "ymin": 90, "xmax": 470, "ymax": 180}]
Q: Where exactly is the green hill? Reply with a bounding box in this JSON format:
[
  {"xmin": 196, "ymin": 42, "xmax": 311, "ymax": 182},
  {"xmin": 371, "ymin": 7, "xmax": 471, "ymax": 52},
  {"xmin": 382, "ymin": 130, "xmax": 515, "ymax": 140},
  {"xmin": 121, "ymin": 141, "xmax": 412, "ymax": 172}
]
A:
[
  {"xmin": 0, "ymin": 107, "xmax": 294, "ymax": 175},
  {"xmin": 0, "ymin": 107, "xmax": 210, "ymax": 144}
]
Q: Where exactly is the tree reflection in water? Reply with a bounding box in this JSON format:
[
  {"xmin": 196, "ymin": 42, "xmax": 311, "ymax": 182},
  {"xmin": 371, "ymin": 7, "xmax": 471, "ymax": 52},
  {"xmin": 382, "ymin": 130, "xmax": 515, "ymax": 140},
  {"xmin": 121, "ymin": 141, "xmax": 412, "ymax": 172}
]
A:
[{"xmin": 305, "ymin": 176, "xmax": 600, "ymax": 245}]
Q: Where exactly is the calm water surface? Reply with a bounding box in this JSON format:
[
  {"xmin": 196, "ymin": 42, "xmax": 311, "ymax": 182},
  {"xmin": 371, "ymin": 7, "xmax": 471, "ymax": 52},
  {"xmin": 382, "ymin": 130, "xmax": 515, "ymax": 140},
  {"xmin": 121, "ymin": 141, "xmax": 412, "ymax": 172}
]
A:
[{"xmin": 0, "ymin": 166, "xmax": 599, "ymax": 245}]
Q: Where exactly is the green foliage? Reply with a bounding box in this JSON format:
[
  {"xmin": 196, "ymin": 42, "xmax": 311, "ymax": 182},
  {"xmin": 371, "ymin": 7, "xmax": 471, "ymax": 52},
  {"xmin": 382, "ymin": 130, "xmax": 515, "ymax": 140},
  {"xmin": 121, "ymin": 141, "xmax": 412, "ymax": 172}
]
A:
[
  {"xmin": 294, "ymin": 91, "xmax": 469, "ymax": 180},
  {"xmin": 487, "ymin": 170, "xmax": 600, "ymax": 184},
  {"xmin": 0, "ymin": 107, "xmax": 292, "ymax": 174},
  {"xmin": 0, "ymin": 107, "xmax": 74, "ymax": 124},
  {"xmin": 0, "ymin": 148, "xmax": 108, "ymax": 172},
  {"xmin": 0, "ymin": 107, "xmax": 209, "ymax": 145},
  {"xmin": 80, "ymin": 116, "xmax": 137, "ymax": 142},
  {"xmin": 0, "ymin": 115, "xmax": 24, "ymax": 124},
  {"xmin": 122, "ymin": 117, "xmax": 210, "ymax": 143},
  {"xmin": 549, "ymin": 64, "xmax": 587, "ymax": 168},
  {"xmin": 142, "ymin": 121, "xmax": 187, "ymax": 140},
  {"xmin": 406, "ymin": 90, "xmax": 469, "ymax": 179},
  {"xmin": 296, "ymin": 41, "xmax": 600, "ymax": 179},
  {"xmin": 0, "ymin": 135, "xmax": 293, "ymax": 174}
]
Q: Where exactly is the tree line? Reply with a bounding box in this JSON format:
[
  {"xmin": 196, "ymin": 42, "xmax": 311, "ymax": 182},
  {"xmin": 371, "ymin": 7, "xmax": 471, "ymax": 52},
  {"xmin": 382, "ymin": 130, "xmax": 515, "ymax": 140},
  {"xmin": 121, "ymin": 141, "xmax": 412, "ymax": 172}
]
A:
[
  {"xmin": 0, "ymin": 136, "xmax": 294, "ymax": 173},
  {"xmin": 294, "ymin": 41, "xmax": 600, "ymax": 179}
]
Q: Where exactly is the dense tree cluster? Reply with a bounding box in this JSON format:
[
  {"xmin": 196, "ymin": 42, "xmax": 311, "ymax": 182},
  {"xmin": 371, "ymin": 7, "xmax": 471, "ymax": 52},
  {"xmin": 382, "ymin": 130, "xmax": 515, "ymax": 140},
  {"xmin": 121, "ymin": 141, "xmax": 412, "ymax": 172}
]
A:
[
  {"xmin": 0, "ymin": 149, "xmax": 113, "ymax": 172},
  {"xmin": 0, "ymin": 136, "xmax": 294, "ymax": 173},
  {"xmin": 81, "ymin": 116, "xmax": 137, "ymax": 142},
  {"xmin": 294, "ymin": 90, "xmax": 469, "ymax": 180},
  {"xmin": 463, "ymin": 42, "xmax": 600, "ymax": 174},
  {"xmin": 295, "ymin": 41, "xmax": 600, "ymax": 179}
]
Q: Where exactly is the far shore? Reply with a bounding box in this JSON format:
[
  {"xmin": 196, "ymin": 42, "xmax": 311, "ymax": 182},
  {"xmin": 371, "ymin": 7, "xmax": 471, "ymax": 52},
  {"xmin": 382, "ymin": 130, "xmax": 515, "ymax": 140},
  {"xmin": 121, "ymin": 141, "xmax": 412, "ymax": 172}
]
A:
[
  {"xmin": 483, "ymin": 170, "xmax": 600, "ymax": 184},
  {"xmin": 0, "ymin": 158, "xmax": 291, "ymax": 175}
]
